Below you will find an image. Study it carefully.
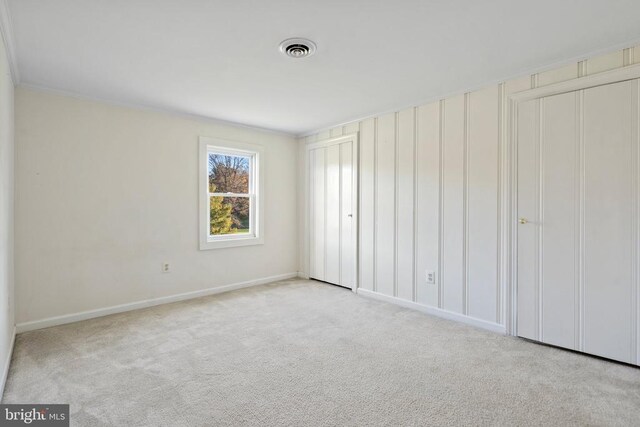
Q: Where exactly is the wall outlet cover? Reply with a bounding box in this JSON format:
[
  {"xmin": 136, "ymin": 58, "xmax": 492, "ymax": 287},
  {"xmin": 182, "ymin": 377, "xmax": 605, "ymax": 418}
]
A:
[{"xmin": 426, "ymin": 270, "xmax": 436, "ymax": 284}]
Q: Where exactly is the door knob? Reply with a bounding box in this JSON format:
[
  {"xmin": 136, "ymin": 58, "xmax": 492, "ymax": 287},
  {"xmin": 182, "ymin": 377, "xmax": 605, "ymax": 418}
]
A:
[
  {"xmin": 518, "ymin": 218, "xmax": 528, "ymax": 224},
  {"xmin": 347, "ymin": 214, "xmax": 353, "ymax": 217}
]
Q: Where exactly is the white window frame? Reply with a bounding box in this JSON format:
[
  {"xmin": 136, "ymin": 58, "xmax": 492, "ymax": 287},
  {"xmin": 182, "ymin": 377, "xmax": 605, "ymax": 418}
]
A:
[{"xmin": 199, "ymin": 136, "xmax": 264, "ymax": 250}]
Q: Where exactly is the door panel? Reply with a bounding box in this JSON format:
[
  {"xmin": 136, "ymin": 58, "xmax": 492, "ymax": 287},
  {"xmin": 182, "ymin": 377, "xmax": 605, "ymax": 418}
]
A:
[
  {"xmin": 583, "ymin": 80, "xmax": 635, "ymax": 363},
  {"xmin": 517, "ymin": 98, "xmax": 539, "ymax": 341},
  {"xmin": 340, "ymin": 141, "xmax": 354, "ymax": 289},
  {"xmin": 540, "ymin": 92, "xmax": 578, "ymax": 350},
  {"xmin": 517, "ymin": 79, "xmax": 638, "ymax": 365},
  {"xmin": 325, "ymin": 144, "xmax": 341, "ymax": 285}
]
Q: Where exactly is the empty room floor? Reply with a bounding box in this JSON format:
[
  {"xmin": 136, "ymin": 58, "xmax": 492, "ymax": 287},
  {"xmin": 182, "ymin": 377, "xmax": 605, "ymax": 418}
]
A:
[{"xmin": 3, "ymin": 279, "xmax": 639, "ymax": 426}]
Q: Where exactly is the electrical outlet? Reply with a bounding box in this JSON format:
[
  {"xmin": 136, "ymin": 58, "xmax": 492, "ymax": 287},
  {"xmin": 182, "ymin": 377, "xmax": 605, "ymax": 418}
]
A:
[
  {"xmin": 162, "ymin": 262, "xmax": 170, "ymax": 273},
  {"xmin": 425, "ymin": 270, "xmax": 436, "ymax": 284}
]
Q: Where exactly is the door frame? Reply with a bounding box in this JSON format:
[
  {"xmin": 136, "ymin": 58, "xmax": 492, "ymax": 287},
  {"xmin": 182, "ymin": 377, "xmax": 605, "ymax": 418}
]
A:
[
  {"xmin": 506, "ymin": 62, "xmax": 640, "ymax": 336},
  {"xmin": 303, "ymin": 133, "xmax": 360, "ymax": 291}
]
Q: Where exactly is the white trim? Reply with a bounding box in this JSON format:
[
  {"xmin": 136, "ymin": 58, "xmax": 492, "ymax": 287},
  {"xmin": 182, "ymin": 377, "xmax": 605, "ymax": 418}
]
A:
[
  {"xmin": 357, "ymin": 288, "xmax": 506, "ymax": 334},
  {"xmin": 306, "ymin": 133, "xmax": 358, "ymax": 150},
  {"xmin": 509, "ymin": 63, "xmax": 640, "ymax": 103},
  {"xmin": 18, "ymin": 84, "xmax": 295, "ymax": 138},
  {"xmin": 298, "ymin": 40, "xmax": 640, "ymax": 138},
  {"xmin": 199, "ymin": 137, "xmax": 265, "ymax": 250},
  {"xmin": 15, "ymin": 273, "xmax": 298, "ymax": 333},
  {"xmin": 0, "ymin": 0, "xmax": 19, "ymax": 84},
  {"xmin": 0, "ymin": 326, "xmax": 16, "ymax": 399}
]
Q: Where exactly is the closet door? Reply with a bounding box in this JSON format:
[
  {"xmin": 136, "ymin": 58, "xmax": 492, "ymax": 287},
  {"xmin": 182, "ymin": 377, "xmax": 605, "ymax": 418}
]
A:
[
  {"xmin": 309, "ymin": 138, "xmax": 357, "ymax": 289},
  {"xmin": 516, "ymin": 79, "xmax": 639, "ymax": 365}
]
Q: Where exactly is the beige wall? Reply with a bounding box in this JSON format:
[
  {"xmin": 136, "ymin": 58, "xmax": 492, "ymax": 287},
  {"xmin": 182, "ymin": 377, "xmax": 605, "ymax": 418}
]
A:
[
  {"xmin": 0, "ymin": 33, "xmax": 15, "ymax": 390},
  {"xmin": 15, "ymin": 87, "xmax": 298, "ymax": 325},
  {"xmin": 300, "ymin": 45, "xmax": 640, "ymax": 330}
]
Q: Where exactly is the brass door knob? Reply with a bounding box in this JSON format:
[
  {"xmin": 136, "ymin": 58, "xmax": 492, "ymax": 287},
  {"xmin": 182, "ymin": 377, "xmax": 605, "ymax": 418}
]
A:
[{"xmin": 519, "ymin": 218, "xmax": 528, "ymax": 225}]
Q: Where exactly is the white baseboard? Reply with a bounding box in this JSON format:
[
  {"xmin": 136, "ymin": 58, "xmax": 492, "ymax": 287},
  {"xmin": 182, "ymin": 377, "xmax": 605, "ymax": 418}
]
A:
[
  {"xmin": 1, "ymin": 326, "xmax": 16, "ymax": 399},
  {"xmin": 297, "ymin": 272, "xmax": 310, "ymax": 279},
  {"xmin": 356, "ymin": 288, "xmax": 506, "ymax": 334},
  {"xmin": 16, "ymin": 272, "xmax": 298, "ymax": 333}
]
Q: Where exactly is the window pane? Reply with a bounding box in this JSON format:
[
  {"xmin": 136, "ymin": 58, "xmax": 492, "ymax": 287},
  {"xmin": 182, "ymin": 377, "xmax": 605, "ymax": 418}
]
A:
[
  {"xmin": 208, "ymin": 153, "xmax": 250, "ymax": 194},
  {"xmin": 209, "ymin": 196, "xmax": 251, "ymax": 236}
]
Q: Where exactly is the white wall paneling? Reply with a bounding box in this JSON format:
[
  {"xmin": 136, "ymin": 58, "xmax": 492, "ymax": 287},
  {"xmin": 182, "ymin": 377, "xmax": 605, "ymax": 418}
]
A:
[
  {"xmin": 300, "ymin": 46, "xmax": 640, "ymax": 335},
  {"xmin": 415, "ymin": 103, "xmax": 441, "ymax": 307},
  {"xmin": 442, "ymin": 95, "xmax": 465, "ymax": 314},
  {"xmin": 304, "ymin": 87, "xmax": 507, "ymax": 329},
  {"xmin": 375, "ymin": 114, "xmax": 396, "ymax": 296},
  {"xmin": 511, "ymin": 63, "xmax": 640, "ymax": 365},
  {"xmin": 307, "ymin": 134, "xmax": 358, "ymax": 290},
  {"xmin": 467, "ymin": 86, "xmax": 500, "ymax": 322},
  {"xmin": 396, "ymin": 108, "xmax": 415, "ymax": 301},
  {"xmin": 359, "ymin": 119, "xmax": 375, "ymax": 291}
]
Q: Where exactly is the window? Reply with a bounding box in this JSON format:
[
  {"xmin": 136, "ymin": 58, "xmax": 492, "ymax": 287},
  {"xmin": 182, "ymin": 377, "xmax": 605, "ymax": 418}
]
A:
[{"xmin": 199, "ymin": 137, "xmax": 264, "ymax": 249}]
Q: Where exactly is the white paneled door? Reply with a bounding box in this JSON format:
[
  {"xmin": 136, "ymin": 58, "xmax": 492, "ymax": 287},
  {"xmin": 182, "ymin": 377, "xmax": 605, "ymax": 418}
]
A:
[
  {"xmin": 516, "ymin": 79, "xmax": 639, "ymax": 365},
  {"xmin": 309, "ymin": 135, "xmax": 358, "ymax": 290}
]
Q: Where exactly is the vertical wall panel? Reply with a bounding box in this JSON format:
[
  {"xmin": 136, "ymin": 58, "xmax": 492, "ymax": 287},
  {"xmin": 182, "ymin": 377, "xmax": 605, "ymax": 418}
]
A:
[
  {"xmin": 634, "ymin": 45, "xmax": 640, "ymax": 64},
  {"xmin": 396, "ymin": 108, "xmax": 415, "ymax": 301},
  {"xmin": 467, "ymin": 86, "xmax": 499, "ymax": 322},
  {"xmin": 415, "ymin": 102, "xmax": 441, "ymax": 307},
  {"xmin": 583, "ymin": 80, "xmax": 634, "ymax": 363},
  {"xmin": 375, "ymin": 113, "xmax": 396, "ymax": 296},
  {"xmin": 359, "ymin": 118, "xmax": 375, "ymax": 291},
  {"xmin": 317, "ymin": 130, "xmax": 331, "ymax": 141},
  {"xmin": 330, "ymin": 127, "xmax": 343, "ymax": 138},
  {"xmin": 587, "ymin": 51, "xmax": 624, "ymax": 75},
  {"xmin": 340, "ymin": 141, "xmax": 354, "ymax": 289},
  {"xmin": 538, "ymin": 63, "xmax": 578, "ymax": 86},
  {"xmin": 540, "ymin": 92, "xmax": 578, "ymax": 349},
  {"xmin": 311, "ymin": 148, "xmax": 326, "ymax": 281},
  {"xmin": 343, "ymin": 122, "xmax": 360, "ymax": 134},
  {"xmin": 442, "ymin": 95, "xmax": 465, "ymax": 313},
  {"xmin": 537, "ymin": 63, "xmax": 578, "ymax": 87},
  {"xmin": 504, "ymin": 76, "xmax": 532, "ymax": 95}
]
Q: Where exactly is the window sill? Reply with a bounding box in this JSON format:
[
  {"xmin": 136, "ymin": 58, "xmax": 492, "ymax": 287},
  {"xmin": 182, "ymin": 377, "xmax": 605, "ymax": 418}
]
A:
[{"xmin": 199, "ymin": 235, "xmax": 264, "ymax": 250}]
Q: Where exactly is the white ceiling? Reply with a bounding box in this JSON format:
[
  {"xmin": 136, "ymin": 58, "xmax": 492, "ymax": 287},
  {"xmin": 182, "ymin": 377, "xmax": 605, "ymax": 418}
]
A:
[{"xmin": 6, "ymin": 0, "xmax": 640, "ymax": 135}]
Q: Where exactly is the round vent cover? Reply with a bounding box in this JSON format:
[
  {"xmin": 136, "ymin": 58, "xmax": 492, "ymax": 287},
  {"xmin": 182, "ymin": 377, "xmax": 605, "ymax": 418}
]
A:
[{"xmin": 279, "ymin": 38, "xmax": 317, "ymax": 58}]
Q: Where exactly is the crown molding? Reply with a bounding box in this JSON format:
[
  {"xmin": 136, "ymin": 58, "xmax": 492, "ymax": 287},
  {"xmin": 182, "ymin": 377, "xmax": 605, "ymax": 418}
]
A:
[{"xmin": 0, "ymin": 0, "xmax": 19, "ymax": 84}]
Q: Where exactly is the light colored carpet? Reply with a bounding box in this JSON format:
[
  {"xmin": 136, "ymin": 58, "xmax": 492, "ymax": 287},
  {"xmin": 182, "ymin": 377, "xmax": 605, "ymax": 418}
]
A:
[{"xmin": 3, "ymin": 279, "xmax": 640, "ymax": 426}]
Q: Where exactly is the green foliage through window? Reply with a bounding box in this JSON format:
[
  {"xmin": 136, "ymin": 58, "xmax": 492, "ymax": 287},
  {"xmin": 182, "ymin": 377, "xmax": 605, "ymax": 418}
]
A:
[{"xmin": 208, "ymin": 153, "xmax": 251, "ymax": 235}]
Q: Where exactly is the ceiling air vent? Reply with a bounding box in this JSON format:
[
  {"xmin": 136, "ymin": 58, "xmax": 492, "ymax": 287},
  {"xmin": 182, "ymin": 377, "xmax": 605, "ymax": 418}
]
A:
[{"xmin": 279, "ymin": 38, "xmax": 317, "ymax": 59}]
